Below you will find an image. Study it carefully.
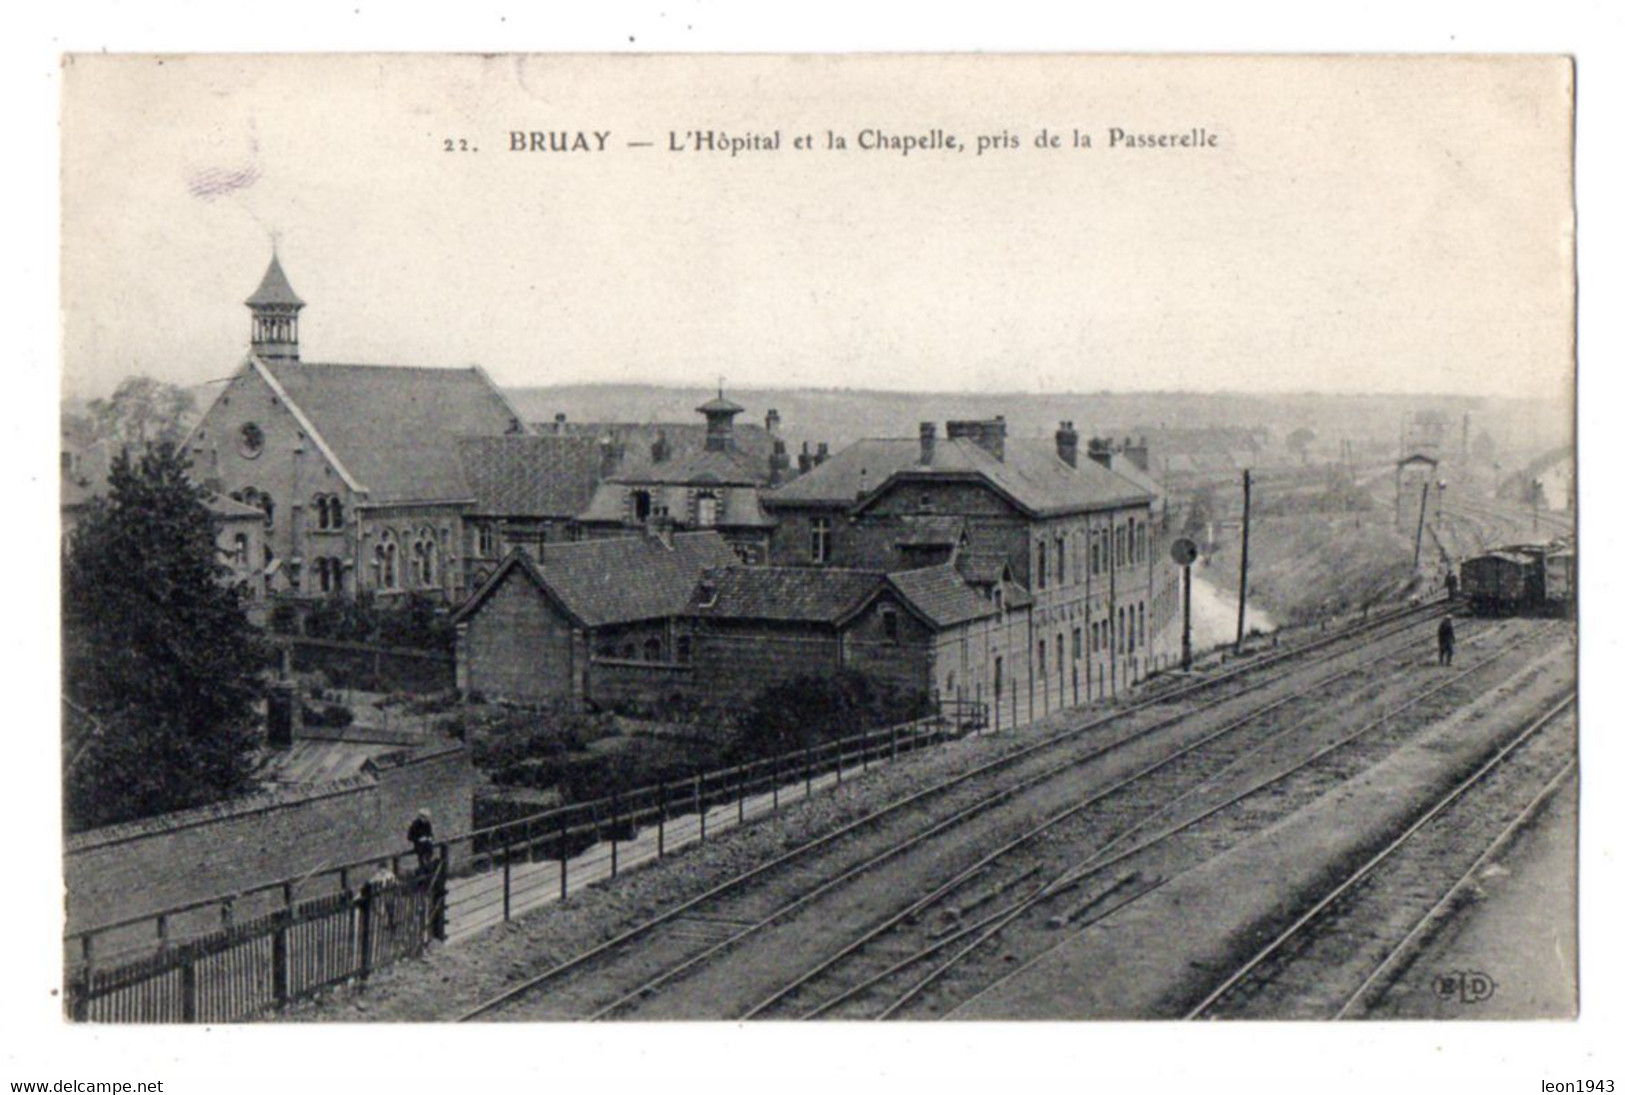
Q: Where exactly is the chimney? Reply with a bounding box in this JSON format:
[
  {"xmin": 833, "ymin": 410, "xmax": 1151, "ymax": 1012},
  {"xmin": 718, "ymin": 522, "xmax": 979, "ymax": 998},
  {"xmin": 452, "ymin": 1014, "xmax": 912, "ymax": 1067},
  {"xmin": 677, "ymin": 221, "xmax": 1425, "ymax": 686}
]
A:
[
  {"xmin": 798, "ymin": 441, "xmax": 814, "ymax": 475},
  {"xmin": 946, "ymin": 416, "xmax": 1006, "ymax": 462},
  {"xmin": 769, "ymin": 438, "xmax": 790, "ymax": 486},
  {"xmin": 553, "ymin": 412, "xmax": 567, "ymax": 434},
  {"xmin": 766, "ymin": 409, "xmax": 782, "ymax": 434},
  {"xmin": 815, "ymin": 442, "xmax": 830, "ymax": 466},
  {"xmin": 1124, "ymin": 435, "xmax": 1150, "ymax": 473},
  {"xmin": 919, "ymin": 422, "xmax": 937, "ymax": 466},
  {"xmin": 1087, "ymin": 436, "xmax": 1113, "ymax": 470},
  {"xmin": 651, "ymin": 429, "xmax": 671, "ymax": 465},
  {"xmin": 507, "ymin": 416, "xmax": 524, "ymax": 435},
  {"xmin": 1055, "ymin": 421, "xmax": 1079, "ymax": 468},
  {"xmin": 266, "ymin": 682, "xmax": 302, "ymax": 748},
  {"xmin": 598, "ymin": 436, "xmax": 620, "ymax": 480}
]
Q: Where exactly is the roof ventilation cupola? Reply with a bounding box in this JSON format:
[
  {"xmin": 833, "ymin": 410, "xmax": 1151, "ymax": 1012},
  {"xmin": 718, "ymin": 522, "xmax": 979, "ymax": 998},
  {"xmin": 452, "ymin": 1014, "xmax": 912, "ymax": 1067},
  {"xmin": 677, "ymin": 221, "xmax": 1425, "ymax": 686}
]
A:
[{"xmin": 246, "ymin": 252, "xmax": 305, "ymax": 364}]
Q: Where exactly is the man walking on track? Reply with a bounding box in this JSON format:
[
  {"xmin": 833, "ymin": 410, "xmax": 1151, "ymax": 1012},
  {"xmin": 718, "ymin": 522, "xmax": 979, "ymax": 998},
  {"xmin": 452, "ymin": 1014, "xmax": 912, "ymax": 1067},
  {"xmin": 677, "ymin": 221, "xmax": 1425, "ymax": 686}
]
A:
[{"xmin": 1437, "ymin": 614, "xmax": 1456, "ymax": 667}]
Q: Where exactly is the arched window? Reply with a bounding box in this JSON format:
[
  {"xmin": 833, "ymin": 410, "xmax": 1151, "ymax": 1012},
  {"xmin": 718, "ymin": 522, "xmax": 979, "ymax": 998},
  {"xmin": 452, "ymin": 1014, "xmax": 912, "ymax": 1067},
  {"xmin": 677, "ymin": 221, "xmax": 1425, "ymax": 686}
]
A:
[
  {"xmin": 1036, "ymin": 541, "xmax": 1047, "ymax": 590},
  {"xmin": 1055, "ymin": 536, "xmax": 1066, "ymax": 586},
  {"xmin": 413, "ymin": 527, "xmax": 439, "ymax": 588},
  {"xmin": 375, "ymin": 530, "xmax": 399, "ymax": 590}
]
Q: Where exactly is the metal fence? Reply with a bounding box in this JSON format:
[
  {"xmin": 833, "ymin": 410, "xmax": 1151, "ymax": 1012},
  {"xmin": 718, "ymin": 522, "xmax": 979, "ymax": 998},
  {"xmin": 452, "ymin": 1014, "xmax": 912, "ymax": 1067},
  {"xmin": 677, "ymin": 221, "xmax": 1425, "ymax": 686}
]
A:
[
  {"xmin": 67, "ymin": 865, "xmax": 445, "ymax": 1023},
  {"xmin": 65, "ymin": 697, "xmax": 987, "ymax": 1014}
]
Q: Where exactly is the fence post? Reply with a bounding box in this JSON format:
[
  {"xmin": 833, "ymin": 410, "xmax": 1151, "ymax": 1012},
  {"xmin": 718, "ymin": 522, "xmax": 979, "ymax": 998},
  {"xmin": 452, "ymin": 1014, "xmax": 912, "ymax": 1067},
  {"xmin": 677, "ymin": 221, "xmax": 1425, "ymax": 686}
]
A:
[
  {"xmin": 502, "ymin": 834, "xmax": 513, "ymax": 922},
  {"xmin": 610, "ymin": 794, "xmax": 620, "ymax": 878},
  {"xmin": 272, "ymin": 909, "xmax": 290, "ymax": 1008},
  {"xmin": 357, "ymin": 883, "xmax": 374, "ymax": 981},
  {"xmin": 657, "ymin": 781, "xmax": 668, "ymax": 858},
  {"xmin": 558, "ymin": 815, "xmax": 569, "ymax": 901},
  {"xmin": 804, "ymin": 745, "xmax": 813, "ymax": 799},
  {"xmin": 432, "ymin": 842, "xmax": 449, "ymax": 941},
  {"xmin": 69, "ymin": 967, "xmax": 89, "ymax": 1022},
  {"xmin": 181, "ymin": 955, "xmax": 198, "ymax": 1023}
]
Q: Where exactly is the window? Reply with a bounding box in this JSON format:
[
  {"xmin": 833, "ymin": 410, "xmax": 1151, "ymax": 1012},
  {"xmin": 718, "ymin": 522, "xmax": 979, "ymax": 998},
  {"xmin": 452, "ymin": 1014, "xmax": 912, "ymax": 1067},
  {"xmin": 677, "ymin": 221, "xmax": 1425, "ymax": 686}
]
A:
[
  {"xmin": 412, "ymin": 528, "xmax": 439, "ymax": 588},
  {"xmin": 1139, "ymin": 603, "xmax": 1147, "ymax": 647},
  {"xmin": 1055, "ymin": 537, "xmax": 1066, "ymax": 587},
  {"xmin": 374, "ymin": 530, "xmax": 399, "ymax": 590},
  {"xmin": 1073, "ymin": 627, "xmax": 1082, "ymax": 661},
  {"xmin": 881, "ymin": 607, "xmax": 899, "ymax": 643},
  {"xmin": 1038, "ymin": 639, "xmax": 1047, "ymax": 676},
  {"xmin": 1036, "ymin": 541, "xmax": 1047, "ymax": 590},
  {"xmin": 811, "ymin": 517, "xmax": 832, "ymax": 563},
  {"xmin": 312, "ymin": 494, "xmax": 345, "ymax": 531},
  {"xmin": 1115, "ymin": 527, "xmax": 1125, "ymax": 568},
  {"xmin": 695, "ymin": 491, "xmax": 719, "ymax": 527},
  {"xmin": 1118, "ymin": 607, "xmax": 1127, "ymax": 653},
  {"xmin": 237, "ymin": 422, "xmax": 265, "ymax": 459},
  {"xmin": 1090, "ymin": 531, "xmax": 1100, "ymax": 576},
  {"xmin": 632, "ymin": 490, "xmax": 653, "ymax": 522},
  {"xmin": 315, "ymin": 556, "xmax": 343, "ymax": 594},
  {"xmin": 1128, "ymin": 607, "xmax": 1136, "ymax": 653},
  {"xmin": 644, "ymin": 638, "xmax": 664, "ymax": 662},
  {"xmin": 477, "ymin": 523, "xmax": 496, "ymax": 558},
  {"xmin": 677, "ymin": 635, "xmax": 693, "ymax": 664},
  {"xmin": 232, "ymin": 533, "xmax": 248, "ymax": 567},
  {"xmin": 994, "ymin": 656, "xmax": 1004, "ymax": 698},
  {"xmin": 1057, "ymin": 633, "xmax": 1065, "ymax": 674}
]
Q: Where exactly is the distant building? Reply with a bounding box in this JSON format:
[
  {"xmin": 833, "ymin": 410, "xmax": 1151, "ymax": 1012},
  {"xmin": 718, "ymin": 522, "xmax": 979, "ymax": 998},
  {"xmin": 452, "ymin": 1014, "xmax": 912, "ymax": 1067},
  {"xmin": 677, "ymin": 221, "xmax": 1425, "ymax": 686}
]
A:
[
  {"xmin": 186, "ymin": 255, "xmax": 528, "ymax": 603},
  {"xmin": 574, "ymin": 392, "xmax": 785, "ymax": 561}
]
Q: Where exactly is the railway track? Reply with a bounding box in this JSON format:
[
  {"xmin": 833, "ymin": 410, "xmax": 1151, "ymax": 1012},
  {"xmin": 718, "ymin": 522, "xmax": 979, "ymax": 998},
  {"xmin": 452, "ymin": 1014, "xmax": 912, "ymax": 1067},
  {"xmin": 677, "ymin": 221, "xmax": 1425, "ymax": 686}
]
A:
[
  {"xmin": 453, "ymin": 602, "xmax": 1472, "ymax": 1021},
  {"xmin": 1184, "ymin": 690, "xmax": 1576, "ymax": 1020},
  {"xmin": 742, "ymin": 620, "xmax": 1563, "ymax": 1021}
]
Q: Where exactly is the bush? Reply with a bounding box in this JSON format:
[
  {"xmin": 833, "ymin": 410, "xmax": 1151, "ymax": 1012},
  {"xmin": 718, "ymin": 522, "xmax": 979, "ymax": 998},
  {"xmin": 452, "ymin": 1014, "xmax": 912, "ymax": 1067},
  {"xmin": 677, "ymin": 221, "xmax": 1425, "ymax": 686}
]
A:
[{"xmin": 732, "ymin": 670, "xmax": 932, "ymax": 763}]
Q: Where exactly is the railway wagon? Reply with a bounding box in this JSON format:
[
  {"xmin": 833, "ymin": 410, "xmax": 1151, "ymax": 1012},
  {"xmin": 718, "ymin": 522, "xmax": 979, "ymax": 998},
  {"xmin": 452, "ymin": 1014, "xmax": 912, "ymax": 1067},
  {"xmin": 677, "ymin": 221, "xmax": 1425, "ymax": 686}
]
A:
[
  {"xmin": 1460, "ymin": 549, "xmax": 1544, "ymax": 615},
  {"xmin": 1543, "ymin": 547, "xmax": 1575, "ymax": 614}
]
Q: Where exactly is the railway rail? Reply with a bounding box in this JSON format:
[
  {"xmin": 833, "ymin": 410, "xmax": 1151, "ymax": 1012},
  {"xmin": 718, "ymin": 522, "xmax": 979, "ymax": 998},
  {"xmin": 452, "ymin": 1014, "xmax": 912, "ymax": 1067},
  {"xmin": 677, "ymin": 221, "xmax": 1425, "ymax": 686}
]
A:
[
  {"xmin": 751, "ymin": 620, "xmax": 1562, "ymax": 1021},
  {"xmin": 454, "ymin": 601, "xmax": 1471, "ymax": 1021},
  {"xmin": 1185, "ymin": 691, "xmax": 1577, "ymax": 1020}
]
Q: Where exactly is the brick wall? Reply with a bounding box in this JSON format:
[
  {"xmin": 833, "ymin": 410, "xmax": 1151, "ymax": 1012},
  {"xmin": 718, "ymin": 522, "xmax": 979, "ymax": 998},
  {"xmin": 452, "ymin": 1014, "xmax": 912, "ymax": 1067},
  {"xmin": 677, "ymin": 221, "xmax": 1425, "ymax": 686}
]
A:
[
  {"xmin": 691, "ymin": 622, "xmax": 842, "ymax": 705},
  {"xmin": 588, "ymin": 659, "xmax": 695, "ymax": 708},
  {"xmin": 63, "ymin": 743, "xmax": 475, "ymax": 936},
  {"xmin": 459, "ymin": 570, "xmax": 579, "ymax": 703}
]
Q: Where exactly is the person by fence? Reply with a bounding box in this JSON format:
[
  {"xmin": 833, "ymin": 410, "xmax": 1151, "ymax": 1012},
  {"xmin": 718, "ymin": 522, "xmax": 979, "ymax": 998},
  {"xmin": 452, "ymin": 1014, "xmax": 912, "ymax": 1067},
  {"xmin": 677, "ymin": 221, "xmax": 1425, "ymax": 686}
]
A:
[{"xmin": 408, "ymin": 809, "xmax": 435, "ymax": 873}]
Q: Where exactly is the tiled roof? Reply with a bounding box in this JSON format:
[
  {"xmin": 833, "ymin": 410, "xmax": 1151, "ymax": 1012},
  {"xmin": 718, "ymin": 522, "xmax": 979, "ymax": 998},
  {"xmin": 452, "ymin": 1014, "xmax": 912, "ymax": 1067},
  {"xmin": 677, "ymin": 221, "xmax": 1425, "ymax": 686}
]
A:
[
  {"xmin": 262, "ymin": 360, "xmax": 519, "ymax": 504},
  {"xmin": 956, "ymin": 551, "xmax": 1010, "ymax": 586},
  {"xmin": 245, "ymin": 254, "xmax": 305, "ymax": 308},
  {"xmin": 687, "ymin": 566, "xmax": 885, "ymax": 623},
  {"xmin": 765, "ymin": 437, "xmax": 1150, "ymax": 516},
  {"xmin": 458, "ymin": 435, "xmax": 604, "ymax": 518},
  {"xmin": 459, "ymin": 532, "xmax": 739, "ymax": 629},
  {"xmin": 616, "ymin": 447, "xmax": 761, "ymax": 486},
  {"xmin": 886, "ymin": 565, "xmax": 998, "ymax": 628}
]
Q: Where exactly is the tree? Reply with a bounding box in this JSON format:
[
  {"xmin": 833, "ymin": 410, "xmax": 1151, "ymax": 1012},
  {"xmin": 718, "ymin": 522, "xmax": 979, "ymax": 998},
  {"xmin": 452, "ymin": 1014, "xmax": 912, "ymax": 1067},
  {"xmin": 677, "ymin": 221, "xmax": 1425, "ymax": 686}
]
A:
[
  {"xmin": 74, "ymin": 376, "xmax": 198, "ymax": 450},
  {"xmin": 62, "ymin": 442, "xmax": 266, "ymax": 831},
  {"xmin": 1286, "ymin": 427, "xmax": 1317, "ymax": 464}
]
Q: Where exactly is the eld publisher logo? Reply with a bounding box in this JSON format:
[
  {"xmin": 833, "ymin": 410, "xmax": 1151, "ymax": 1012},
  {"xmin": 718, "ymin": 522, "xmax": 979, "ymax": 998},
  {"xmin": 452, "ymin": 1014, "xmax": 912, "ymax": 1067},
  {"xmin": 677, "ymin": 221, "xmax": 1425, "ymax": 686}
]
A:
[{"xmin": 1432, "ymin": 970, "xmax": 1496, "ymax": 1005}]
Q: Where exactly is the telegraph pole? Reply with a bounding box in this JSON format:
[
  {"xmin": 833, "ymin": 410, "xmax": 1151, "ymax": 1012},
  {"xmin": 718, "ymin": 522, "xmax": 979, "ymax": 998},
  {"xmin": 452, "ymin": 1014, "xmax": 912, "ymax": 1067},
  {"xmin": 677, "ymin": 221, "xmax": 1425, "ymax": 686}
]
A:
[
  {"xmin": 1235, "ymin": 468, "xmax": 1252, "ymax": 653},
  {"xmin": 1413, "ymin": 481, "xmax": 1430, "ymax": 569},
  {"xmin": 1172, "ymin": 537, "xmax": 1198, "ymax": 670}
]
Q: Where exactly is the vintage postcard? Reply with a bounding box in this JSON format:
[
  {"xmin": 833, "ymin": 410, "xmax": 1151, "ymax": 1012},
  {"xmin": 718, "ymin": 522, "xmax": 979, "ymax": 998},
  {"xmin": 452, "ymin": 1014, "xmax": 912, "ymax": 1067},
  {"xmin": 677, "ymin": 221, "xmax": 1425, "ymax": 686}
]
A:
[{"xmin": 54, "ymin": 51, "xmax": 1576, "ymax": 1044}]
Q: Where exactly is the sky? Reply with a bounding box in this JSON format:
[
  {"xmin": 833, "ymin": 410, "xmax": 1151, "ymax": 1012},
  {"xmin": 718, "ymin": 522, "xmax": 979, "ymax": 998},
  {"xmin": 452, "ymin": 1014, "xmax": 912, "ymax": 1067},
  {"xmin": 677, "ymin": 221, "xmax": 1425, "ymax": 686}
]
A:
[{"xmin": 60, "ymin": 54, "xmax": 1574, "ymax": 401}]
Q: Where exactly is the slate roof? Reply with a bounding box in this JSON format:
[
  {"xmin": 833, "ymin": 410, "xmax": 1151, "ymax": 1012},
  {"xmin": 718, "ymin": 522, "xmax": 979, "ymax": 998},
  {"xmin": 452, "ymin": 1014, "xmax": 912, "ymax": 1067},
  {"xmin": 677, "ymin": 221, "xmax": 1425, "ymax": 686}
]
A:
[
  {"xmin": 956, "ymin": 551, "xmax": 1010, "ymax": 586},
  {"xmin": 458, "ymin": 532, "xmax": 739, "ymax": 629},
  {"xmin": 886, "ymin": 564, "xmax": 999, "ymax": 628},
  {"xmin": 261, "ymin": 360, "xmax": 520, "ymax": 504},
  {"xmin": 458, "ymin": 435, "xmax": 604, "ymax": 518},
  {"xmin": 686, "ymin": 566, "xmax": 886, "ymax": 623},
  {"xmin": 764, "ymin": 437, "xmax": 1151, "ymax": 516},
  {"xmin": 246, "ymin": 254, "xmax": 305, "ymax": 308},
  {"xmin": 615, "ymin": 447, "xmax": 761, "ymax": 486}
]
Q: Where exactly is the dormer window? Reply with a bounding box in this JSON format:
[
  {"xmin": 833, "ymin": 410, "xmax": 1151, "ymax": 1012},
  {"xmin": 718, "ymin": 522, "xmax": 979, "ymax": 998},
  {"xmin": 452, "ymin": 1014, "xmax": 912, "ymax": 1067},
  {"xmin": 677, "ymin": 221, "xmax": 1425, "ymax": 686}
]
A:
[{"xmin": 881, "ymin": 606, "xmax": 899, "ymax": 643}]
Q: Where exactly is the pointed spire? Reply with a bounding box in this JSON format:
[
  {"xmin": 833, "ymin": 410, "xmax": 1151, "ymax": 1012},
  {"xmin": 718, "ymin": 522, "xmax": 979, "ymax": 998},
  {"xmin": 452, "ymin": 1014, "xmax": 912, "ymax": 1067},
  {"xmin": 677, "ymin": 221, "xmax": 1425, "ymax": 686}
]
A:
[{"xmin": 246, "ymin": 252, "xmax": 305, "ymax": 308}]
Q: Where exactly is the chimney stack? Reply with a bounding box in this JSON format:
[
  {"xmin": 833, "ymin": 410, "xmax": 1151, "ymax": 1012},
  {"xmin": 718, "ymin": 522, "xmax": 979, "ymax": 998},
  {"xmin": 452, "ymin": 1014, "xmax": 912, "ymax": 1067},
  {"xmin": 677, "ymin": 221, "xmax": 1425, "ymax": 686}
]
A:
[
  {"xmin": 769, "ymin": 439, "xmax": 790, "ymax": 486},
  {"xmin": 553, "ymin": 412, "xmax": 567, "ymax": 433},
  {"xmin": 919, "ymin": 422, "xmax": 937, "ymax": 466},
  {"xmin": 798, "ymin": 441, "xmax": 814, "ymax": 475},
  {"xmin": 1087, "ymin": 436, "xmax": 1113, "ymax": 470},
  {"xmin": 1124, "ymin": 435, "xmax": 1150, "ymax": 473},
  {"xmin": 1055, "ymin": 421, "xmax": 1080, "ymax": 468},
  {"xmin": 766, "ymin": 409, "xmax": 782, "ymax": 434},
  {"xmin": 815, "ymin": 442, "xmax": 830, "ymax": 466},
  {"xmin": 946, "ymin": 416, "xmax": 1006, "ymax": 462},
  {"xmin": 598, "ymin": 436, "xmax": 621, "ymax": 480}
]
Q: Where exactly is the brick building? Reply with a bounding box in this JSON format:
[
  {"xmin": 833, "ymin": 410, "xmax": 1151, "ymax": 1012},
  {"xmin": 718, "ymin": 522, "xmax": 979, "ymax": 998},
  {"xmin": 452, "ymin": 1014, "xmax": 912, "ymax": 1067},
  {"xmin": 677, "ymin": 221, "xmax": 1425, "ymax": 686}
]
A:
[
  {"xmin": 456, "ymin": 434, "xmax": 610, "ymax": 587},
  {"xmin": 451, "ymin": 530, "xmax": 738, "ymax": 704},
  {"xmin": 574, "ymin": 392, "xmax": 787, "ymax": 562},
  {"xmin": 187, "ymin": 255, "xmax": 529, "ymax": 603},
  {"xmin": 763, "ymin": 417, "xmax": 1172, "ymax": 716}
]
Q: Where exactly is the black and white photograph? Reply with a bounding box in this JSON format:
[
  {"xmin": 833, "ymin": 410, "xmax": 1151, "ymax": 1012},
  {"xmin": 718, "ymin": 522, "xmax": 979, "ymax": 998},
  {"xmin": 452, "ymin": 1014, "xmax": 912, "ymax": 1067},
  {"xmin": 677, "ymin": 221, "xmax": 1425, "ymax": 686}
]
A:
[{"xmin": 11, "ymin": 8, "xmax": 1621, "ymax": 1092}]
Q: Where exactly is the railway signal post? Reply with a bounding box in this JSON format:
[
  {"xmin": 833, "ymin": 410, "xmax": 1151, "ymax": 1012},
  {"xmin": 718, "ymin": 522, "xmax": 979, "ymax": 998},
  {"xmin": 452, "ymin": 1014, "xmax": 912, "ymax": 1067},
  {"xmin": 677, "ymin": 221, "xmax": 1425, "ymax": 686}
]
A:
[{"xmin": 1171, "ymin": 537, "xmax": 1199, "ymax": 670}]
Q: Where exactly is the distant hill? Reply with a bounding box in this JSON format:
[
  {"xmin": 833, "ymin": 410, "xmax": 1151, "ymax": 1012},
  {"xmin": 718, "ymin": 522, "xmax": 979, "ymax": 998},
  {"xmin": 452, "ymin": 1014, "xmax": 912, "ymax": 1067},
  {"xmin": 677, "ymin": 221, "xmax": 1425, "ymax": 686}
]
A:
[{"xmin": 505, "ymin": 384, "xmax": 1569, "ymax": 465}]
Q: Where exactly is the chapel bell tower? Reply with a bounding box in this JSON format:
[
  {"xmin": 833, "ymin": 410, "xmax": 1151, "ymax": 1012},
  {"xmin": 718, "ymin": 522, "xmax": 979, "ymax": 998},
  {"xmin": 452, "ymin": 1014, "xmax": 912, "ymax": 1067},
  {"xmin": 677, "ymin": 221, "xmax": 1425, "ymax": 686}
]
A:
[{"xmin": 246, "ymin": 252, "xmax": 305, "ymax": 363}]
